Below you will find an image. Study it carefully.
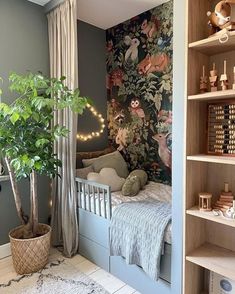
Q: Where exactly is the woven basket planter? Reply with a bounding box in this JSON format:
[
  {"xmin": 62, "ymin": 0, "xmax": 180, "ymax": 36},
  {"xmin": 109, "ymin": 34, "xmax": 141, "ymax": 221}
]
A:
[{"xmin": 9, "ymin": 223, "xmax": 51, "ymax": 275}]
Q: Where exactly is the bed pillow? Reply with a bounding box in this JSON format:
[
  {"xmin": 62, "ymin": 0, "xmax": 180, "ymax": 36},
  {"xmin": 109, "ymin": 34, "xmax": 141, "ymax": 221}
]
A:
[
  {"xmin": 129, "ymin": 169, "xmax": 148, "ymax": 188},
  {"xmin": 122, "ymin": 175, "xmax": 141, "ymax": 196},
  {"xmin": 91, "ymin": 151, "xmax": 129, "ymax": 179},
  {"xmin": 80, "ymin": 146, "xmax": 115, "ymax": 168},
  {"xmin": 76, "ymin": 165, "xmax": 93, "ymax": 179},
  {"xmin": 87, "ymin": 168, "xmax": 125, "ymax": 192}
]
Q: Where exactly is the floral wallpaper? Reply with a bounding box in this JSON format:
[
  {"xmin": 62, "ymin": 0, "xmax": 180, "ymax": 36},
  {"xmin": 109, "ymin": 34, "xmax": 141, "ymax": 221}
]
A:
[{"xmin": 106, "ymin": 0, "xmax": 173, "ymax": 185}]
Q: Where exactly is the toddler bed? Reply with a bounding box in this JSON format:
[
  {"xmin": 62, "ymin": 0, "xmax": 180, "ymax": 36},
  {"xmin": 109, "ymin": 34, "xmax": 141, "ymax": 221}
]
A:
[
  {"xmin": 75, "ymin": 148, "xmax": 172, "ymax": 294},
  {"xmin": 77, "ymin": 179, "xmax": 172, "ymax": 244}
]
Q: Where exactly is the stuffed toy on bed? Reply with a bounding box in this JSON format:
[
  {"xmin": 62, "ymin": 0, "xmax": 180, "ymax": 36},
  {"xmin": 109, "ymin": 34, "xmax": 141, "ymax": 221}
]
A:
[{"xmin": 122, "ymin": 169, "xmax": 148, "ymax": 196}]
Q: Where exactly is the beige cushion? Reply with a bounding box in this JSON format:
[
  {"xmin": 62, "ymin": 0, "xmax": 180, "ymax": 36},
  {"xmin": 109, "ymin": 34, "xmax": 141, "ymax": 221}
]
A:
[
  {"xmin": 89, "ymin": 151, "xmax": 129, "ymax": 179},
  {"xmin": 87, "ymin": 168, "xmax": 125, "ymax": 192},
  {"xmin": 76, "ymin": 166, "xmax": 93, "ymax": 179}
]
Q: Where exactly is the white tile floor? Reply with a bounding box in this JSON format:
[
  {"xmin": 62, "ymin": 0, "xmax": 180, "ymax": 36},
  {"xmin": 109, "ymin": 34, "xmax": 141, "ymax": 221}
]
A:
[{"xmin": 0, "ymin": 248, "xmax": 141, "ymax": 294}]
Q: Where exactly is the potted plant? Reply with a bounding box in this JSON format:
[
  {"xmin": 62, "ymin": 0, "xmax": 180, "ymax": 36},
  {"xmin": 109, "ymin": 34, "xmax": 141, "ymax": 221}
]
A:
[{"xmin": 0, "ymin": 72, "xmax": 88, "ymax": 274}]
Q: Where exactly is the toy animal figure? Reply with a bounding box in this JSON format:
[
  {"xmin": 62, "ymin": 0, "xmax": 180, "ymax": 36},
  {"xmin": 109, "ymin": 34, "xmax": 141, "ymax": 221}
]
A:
[
  {"xmin": 137, "ymin": 53, "xmax": 169, "ymax": 75},
  {"xmin": 207, "ymin": 0, "xmax": 232, "ymax": 35},
  {"xmin": 124, "ymin": 36, "xmax": 140, "ymax": 62},
  {"xmin": 141, "ymin": 16, "xmax": 159, "ymax": 38},
  {"xmin": 116, "ymin": 128, "xmax": 128, "ymax": 152},
  {"xmin": 158, "ymin": 110, "xmax": 172, "ymax": 124},
  {"xmin": 129, "ymin": 98, "xmax": 145, "ymax": 120},
  {"xmin": 152, "ymin": 133, "xmax": 172, "ymax": 169}
]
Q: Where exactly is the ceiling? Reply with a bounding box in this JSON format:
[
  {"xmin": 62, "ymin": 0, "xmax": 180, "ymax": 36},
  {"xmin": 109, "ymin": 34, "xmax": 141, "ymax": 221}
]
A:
[
  {"xmin": 77, "ymin": 0, "xmax": 168, "ymax": 29},
  {"xmin": 28, "ymin": 0, "xmax": 50, "ymax": 5},
  {"xmin": 27, "ymin": 0, "xmax": 168, "ymax": 29}
]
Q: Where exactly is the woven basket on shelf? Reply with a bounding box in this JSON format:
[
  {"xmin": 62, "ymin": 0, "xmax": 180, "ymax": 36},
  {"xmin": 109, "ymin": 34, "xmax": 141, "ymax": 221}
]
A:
[{"xmin": 9, "ymin": 223, "xmax": 51, "ymax": 275}]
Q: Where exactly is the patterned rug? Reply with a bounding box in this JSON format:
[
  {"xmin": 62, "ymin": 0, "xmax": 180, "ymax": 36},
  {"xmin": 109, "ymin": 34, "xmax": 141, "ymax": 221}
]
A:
[{"xmin": 0, "ymin": 259, "xmax": 110, "ymax": 294}]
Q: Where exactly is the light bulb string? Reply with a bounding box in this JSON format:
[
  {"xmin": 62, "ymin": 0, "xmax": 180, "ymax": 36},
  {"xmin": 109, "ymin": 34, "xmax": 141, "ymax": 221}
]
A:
[{"xmin": 77, "ymin": 103, "xmax": 105, "ymax": 142}]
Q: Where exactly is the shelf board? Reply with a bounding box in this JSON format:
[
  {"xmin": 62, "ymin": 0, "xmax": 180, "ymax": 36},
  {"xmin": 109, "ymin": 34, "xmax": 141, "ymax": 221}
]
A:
[
  {"xmin": 186, "ymin": 243, "xmax": 235, "ymax": 280},
  {"xmin": 0, "ymin": 175, "xmax": 10, "ymax": 182},
  {"xmin": 187, "ymin": 206, "xmax": 235, "ymax": 228},
  {"xmin": 189, "ymin": 31, "xmax": 235, "ymax": 55},
  {"xmin": 187, "ymin": 154, "xmax": 235, "ymax": 165},
  {"xmin": 188, "ymin": 90, "xmax": 235, "ymax": 101}
]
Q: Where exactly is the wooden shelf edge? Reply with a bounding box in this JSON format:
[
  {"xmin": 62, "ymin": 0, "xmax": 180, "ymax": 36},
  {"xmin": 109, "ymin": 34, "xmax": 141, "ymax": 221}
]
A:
[
  {"xmin": 188, "ymin": 31, "xmax": 235, "ymax": 54},
  {"xmin": 188, "ymin": 90, "xmax": 235, "ymax": 101},
  {"xmin": 186, "ymin": 206, "xmax": 235, "ymax": 228},
  {"xmin": 187, "ymin": 155, "xmax": 235, "ymax": 165},
  {"xmin": 0, "ymin": 175, "xmax": 10, "ymax": 182},
  {"xmin": 186, "ymin": 243, "xmax": 235, "ymax": 281}
]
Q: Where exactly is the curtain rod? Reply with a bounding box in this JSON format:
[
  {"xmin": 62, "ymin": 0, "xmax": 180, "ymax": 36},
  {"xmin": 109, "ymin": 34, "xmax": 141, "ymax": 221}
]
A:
[{"xmin": 44, "ymin": 0, "xmax": 65, "ymax": 14}]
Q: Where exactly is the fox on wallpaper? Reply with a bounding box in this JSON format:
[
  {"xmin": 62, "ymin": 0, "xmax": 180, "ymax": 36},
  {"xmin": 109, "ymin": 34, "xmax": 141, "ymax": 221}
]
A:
[{"xmin": 106, "ymin": 0, "xmax": 173, "ymax": 185}]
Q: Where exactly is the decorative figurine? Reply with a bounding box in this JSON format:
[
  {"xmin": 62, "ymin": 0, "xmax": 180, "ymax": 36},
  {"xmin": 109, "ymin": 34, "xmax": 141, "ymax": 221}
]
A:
[
  {"xmin": 200, "ymin": 65, "xmax": 208, "ymax": 93},
  {"xmin": 207, "ymin": 0, "xmax": 235, "ymax": 36},
  {"xmin": 199, "ymin": 192, "xmax": 212, "ymax": 211},
  {"xmin": 209, "ymin": 63, "xmax": 218, "ymax": 92},
  {"xmin": 233, "ymin": 66, "xmax": 235, "ymax": 90},
  {"xmin": 213, "ymin": 182, "xmax": 234, "ymax": 211},
  {"xmin": 220, "ymin": 60, "xmax": 229, "ymax": 90},
  {"xmin": 225, "ymin": 200, "xmax": 235, "ymax": 218}
]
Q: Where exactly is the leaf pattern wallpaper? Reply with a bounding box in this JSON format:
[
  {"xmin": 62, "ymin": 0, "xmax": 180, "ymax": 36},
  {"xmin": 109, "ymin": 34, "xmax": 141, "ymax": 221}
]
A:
[{"xmin": 106, "ymin": 0, "xmax": 173, "ymax": 185}]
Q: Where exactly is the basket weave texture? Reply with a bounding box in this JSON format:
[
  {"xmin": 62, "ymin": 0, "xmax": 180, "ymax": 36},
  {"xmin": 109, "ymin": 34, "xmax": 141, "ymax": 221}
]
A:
[{"xmin": 9, "ymin": 223, "xmax": 51, "ymax": 275}]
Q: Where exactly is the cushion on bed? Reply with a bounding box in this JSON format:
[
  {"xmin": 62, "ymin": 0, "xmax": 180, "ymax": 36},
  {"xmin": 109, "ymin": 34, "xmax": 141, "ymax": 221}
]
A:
[
  {"xmin": 92, "ymin": 151, "xmax": 129, "ymax": 179},
  {"xmin": 76, "ymin": 165, "xmax": 94, "ymax": 179},
  {"xmin": 76, "ymin": 146, "xmax": 115, "ymax": 168},
  {"xmin": 128, "ymin": 169, "xmax": 148, "ymax": 188},
  {"xmin": 87, "ymin": 168, "xmax": 125, "ymax": 192},
  {"xmin": 122, "ymin": 175, "xmax": 141, "ymax": 196}
]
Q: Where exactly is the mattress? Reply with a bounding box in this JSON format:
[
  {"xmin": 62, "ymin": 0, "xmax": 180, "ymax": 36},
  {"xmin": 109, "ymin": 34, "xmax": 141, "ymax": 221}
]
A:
[{"xmin": 79, "ymin": 181, "xmax": 172, "ymax": 244}]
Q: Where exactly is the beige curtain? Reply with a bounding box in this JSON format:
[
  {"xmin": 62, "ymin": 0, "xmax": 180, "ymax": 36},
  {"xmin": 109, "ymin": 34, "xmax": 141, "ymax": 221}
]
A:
[{"xmin": 47, "ymin": 0, "xmax": 79, "ymax": 257}]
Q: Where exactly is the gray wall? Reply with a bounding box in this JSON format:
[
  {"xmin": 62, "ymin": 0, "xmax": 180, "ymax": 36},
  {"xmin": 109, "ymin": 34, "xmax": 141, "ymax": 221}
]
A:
[
  {"xmin": 0, "ymin": 0, "xmax": 50, "ymax": 245},
  {"xmin": 77, "ymin": 21, "xmax": 108, "ymax": 152}
]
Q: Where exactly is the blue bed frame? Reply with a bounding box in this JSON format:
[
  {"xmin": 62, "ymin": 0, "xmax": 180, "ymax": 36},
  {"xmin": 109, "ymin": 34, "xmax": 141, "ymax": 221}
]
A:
[{"xmin": 76, "ymin": 177, "xmax": 171, "ymax": 294}]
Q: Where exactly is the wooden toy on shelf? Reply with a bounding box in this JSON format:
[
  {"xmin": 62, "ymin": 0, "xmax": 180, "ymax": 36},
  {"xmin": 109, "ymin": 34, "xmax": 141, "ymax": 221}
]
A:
[
  {"xmin": 207, "ymin": 0, "xmax": 235, "ymax": 36},
  {"xmin": 213, "ymin": 182, "xmax": 234, "ymax": 212},
  {"xmin": 233, "ymin": 66, "xmax": 235, "ymax": 90},
  {"xmin": 199, "ymin": 192, "xmax": 212, "ymax": 211},
  {"xmin": 220, "ymin": 60, "xmax": 229, "ymax": 90},
  {"xmin": 199, "ymin": 65, "xmax": 208, "ymax": 93},
  {"xmin": 209, "ymin": 63, "xmax": 218, "ymax": 92}
]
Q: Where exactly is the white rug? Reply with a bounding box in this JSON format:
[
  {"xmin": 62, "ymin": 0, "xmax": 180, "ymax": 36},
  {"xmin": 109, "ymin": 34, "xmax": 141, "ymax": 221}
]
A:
[{"xmin": 0, "ymin": 259, "xmax": 110, "ymax": 294}]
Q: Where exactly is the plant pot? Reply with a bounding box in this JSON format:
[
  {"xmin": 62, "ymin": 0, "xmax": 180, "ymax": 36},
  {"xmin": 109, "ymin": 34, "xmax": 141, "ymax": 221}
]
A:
[{"xmin": 9, "ymin": 223, "xmax": 51, "ymax": 275}]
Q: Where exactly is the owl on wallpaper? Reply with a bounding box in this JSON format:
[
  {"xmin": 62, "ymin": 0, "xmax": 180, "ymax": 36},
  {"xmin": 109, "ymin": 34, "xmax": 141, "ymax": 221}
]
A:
[{"xmin": 129, "ymin": 98, "xmax": 145, "ymax": 120}]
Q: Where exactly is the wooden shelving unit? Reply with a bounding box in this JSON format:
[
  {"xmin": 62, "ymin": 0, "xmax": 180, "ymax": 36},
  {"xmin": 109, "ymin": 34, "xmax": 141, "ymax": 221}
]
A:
[
  {"xmin": 184, "ymin": 0, "xmax": 235, "ymax": 293},
  {"xmin": 186, "ymin": 243, "xmax": 235, "ymax": 281},
  {"xmin": 188, "ymin": 89, "xmax": 235, "ymax": 101},
  {"xmin": 187, "ymin": 155, "xmax": 235, "ymax": 165},
  {"xmin": 187, "ymin": 206, "xmax": 235, "ymax": 228},
  {"xmin": 189, "ymin": 31, "xmax": 235, "ymax": 55}
]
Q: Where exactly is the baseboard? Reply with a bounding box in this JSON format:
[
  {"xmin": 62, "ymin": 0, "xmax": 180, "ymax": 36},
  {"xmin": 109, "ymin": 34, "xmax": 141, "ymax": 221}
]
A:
[{"xmin": 0, "ymin": 243, "xmax": 11, "ymax": 259}]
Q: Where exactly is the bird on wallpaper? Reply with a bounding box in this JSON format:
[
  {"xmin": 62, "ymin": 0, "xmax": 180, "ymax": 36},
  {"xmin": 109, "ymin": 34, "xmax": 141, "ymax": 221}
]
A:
[
  {"xmin": 157, "ymin": 37, "xmax": 169, "ymax": 50},
  {"xmin": 129, "ymin": 98, "xmax": 145, "ymax": 120},
  {"xmin": 124, "ymin": 36, "xmax": 140, "ymax": 62},
  {"xmin": 152, "ymin": 133, "xmax": 172, "ymax": 170}
]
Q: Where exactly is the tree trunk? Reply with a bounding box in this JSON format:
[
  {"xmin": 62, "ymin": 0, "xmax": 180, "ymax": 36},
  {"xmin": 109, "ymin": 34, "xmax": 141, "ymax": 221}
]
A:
[
  {"xmin": 29, "ymin": 170, "xmax": 38, "ymax": 237},
  {"xmin": 4, "ymin": 157, "xmax": 28, "ymax": 225}
]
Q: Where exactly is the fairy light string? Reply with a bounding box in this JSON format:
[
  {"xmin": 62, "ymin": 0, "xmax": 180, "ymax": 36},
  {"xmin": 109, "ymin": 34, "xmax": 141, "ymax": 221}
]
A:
[{"xmin": 77, "ymin": 103, "xmax": 105, "ymax": 142}]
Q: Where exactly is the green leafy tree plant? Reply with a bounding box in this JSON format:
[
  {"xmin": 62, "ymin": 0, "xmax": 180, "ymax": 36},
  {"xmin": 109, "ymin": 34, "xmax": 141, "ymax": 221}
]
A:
[{"xmin": 0, "ymin": 73, "xmax": 88, "ymax": 239}]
